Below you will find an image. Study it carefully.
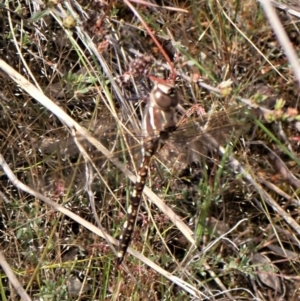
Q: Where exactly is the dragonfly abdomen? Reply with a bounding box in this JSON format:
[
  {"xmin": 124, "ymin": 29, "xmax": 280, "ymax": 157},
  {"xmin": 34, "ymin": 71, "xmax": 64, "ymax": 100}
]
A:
[{"xmin": 116, "ymin": 140, "xmax": 159, "ymax": 265}]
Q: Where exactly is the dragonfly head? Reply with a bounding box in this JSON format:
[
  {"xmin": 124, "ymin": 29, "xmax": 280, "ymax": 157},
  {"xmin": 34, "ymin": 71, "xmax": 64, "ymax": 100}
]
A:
[{"xmin": 150, "ymin": 82, "xmax": 178, "ymax": 110}]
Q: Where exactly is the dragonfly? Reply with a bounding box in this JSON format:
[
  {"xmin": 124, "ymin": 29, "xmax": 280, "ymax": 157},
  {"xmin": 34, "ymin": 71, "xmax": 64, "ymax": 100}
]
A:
[
  {"xmin": 116, "ymin": 81, "xmax": 179, "ymax": 264},
  {"xmin": 116, "ymin": 80, "xmax": 246, "ymax": 265}
]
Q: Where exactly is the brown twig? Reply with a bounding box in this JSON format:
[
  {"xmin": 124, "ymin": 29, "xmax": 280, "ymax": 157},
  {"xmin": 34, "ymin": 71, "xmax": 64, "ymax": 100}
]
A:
[{"xmin": 123, "ymin": 0, "xmax": 176, "ymax": 80}]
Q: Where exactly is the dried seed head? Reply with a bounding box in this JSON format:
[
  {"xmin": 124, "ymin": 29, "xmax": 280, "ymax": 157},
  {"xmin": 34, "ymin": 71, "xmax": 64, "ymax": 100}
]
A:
[
  {"xmin": 128, "ymin": 54, "xmax": 154, "ymax": 77},
  {"xmin": 63, "ymin": 16, "xmax": 77, "ymax": 29}
]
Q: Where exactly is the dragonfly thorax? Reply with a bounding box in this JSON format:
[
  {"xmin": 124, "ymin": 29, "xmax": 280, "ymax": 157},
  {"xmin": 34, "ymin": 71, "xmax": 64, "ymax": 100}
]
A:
[{"xmin": 142, "ymin": 82, "xmax": 178, "ymax": 138}]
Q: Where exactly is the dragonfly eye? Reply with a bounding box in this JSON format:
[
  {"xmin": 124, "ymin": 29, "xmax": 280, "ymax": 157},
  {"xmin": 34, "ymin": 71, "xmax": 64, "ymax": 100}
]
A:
[{"xmin": 151, "ymin": 83, "xmax": 178, "ymax": 110}]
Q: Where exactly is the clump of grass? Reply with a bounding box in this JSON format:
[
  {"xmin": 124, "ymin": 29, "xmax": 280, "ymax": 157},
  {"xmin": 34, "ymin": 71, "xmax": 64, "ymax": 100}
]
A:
[{"xmin": 0, "ymin": 0, "xmax": 300, "ymax": 300}]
